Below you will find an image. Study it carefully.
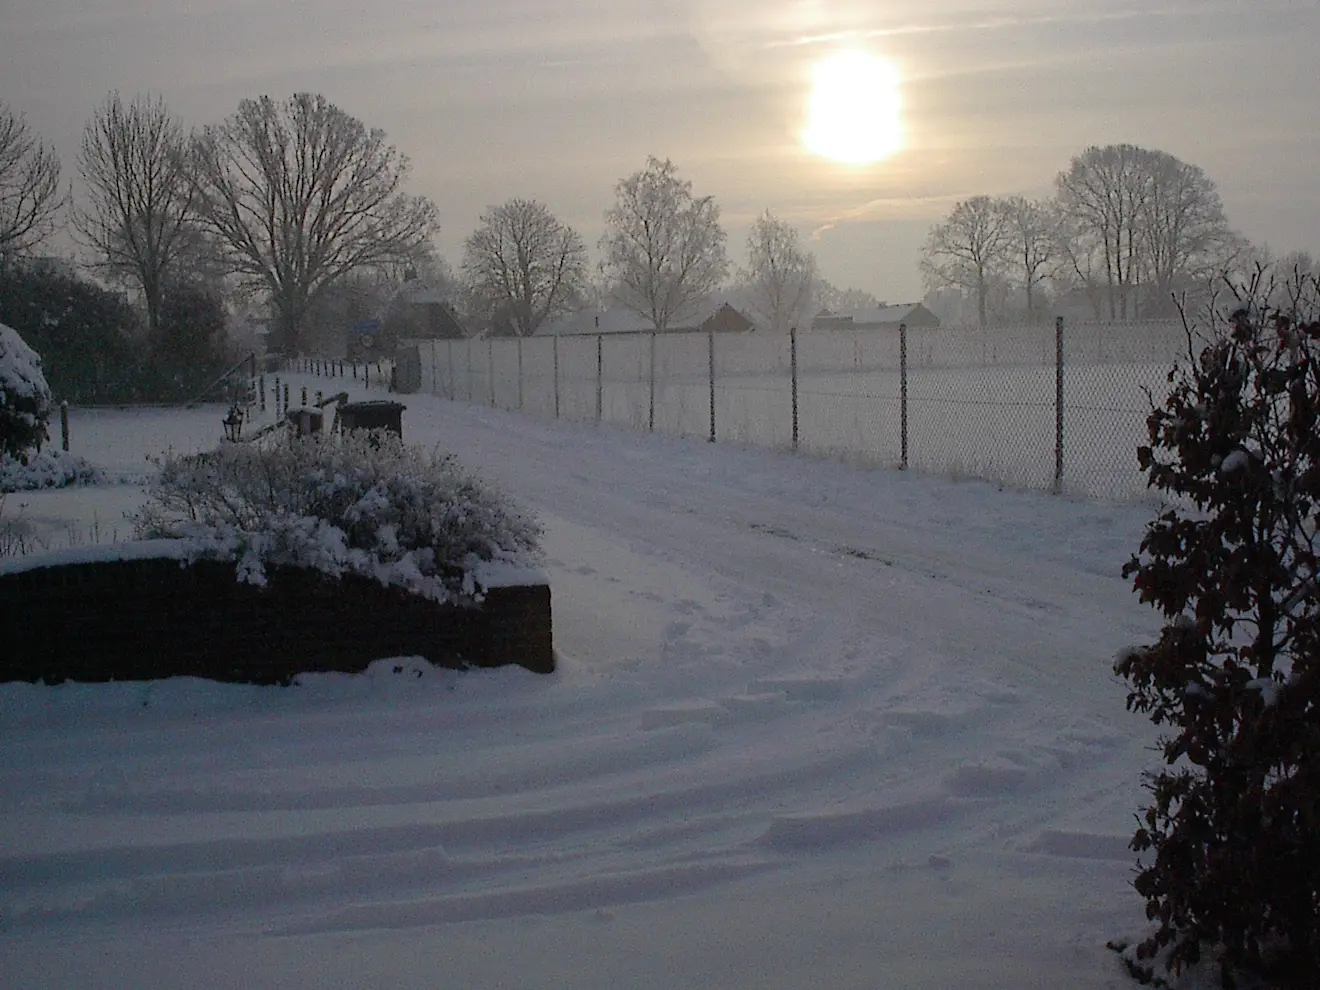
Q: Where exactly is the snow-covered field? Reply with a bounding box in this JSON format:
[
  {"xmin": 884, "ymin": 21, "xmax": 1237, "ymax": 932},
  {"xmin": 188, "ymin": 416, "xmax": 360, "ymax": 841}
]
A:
[{"xmin": 1, "ymin": 378, "xmax": 1201, "ymax": 989}]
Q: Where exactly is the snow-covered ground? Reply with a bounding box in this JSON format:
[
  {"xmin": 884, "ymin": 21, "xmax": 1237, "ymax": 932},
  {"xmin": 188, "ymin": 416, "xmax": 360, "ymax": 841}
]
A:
[{"xmin": 1, "ymin": 377, "xmax": 1198, "ymax": 989}]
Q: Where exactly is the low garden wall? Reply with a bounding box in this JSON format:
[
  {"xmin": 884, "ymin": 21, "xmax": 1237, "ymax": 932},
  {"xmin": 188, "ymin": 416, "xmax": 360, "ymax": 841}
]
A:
[{"xmin": 0, "ymin": 549, "xmax": 554, "ymax": 684}]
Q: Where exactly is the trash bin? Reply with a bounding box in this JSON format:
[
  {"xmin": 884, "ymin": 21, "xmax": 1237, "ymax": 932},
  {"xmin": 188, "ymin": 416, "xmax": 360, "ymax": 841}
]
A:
[{"xmin": 335, "ymin": 400, "xmax": 405, "ymax": 438}]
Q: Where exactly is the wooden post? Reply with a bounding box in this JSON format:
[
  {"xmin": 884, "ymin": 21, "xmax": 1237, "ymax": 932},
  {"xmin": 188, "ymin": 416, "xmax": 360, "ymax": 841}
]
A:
[
  {"xmin": 60, "ymin": 400, "xmax": 69, "ymax": 452},
  {"xmin": 517, "ymin": 335, "xmax": 524, "ymax": 410},
  {"xmin": 301, "ymin": 385, "xmax": 307, "ymax": 406},
  {"xmin": 707, "ymin": 329, "xmax": 716, "ymax": 443},
  {"xmin": 259, "ymin": 376, "xmax": 266, "ymax": 412},
  {"xmin": 900, "ymin": 322, "xmax": 909, "ymax": 470},
  {"xmin": 790, "ymin": 328, "xmax": 799, "ymax": 451},
  {"xmin": 488, "ymin": 338, "xmax": 496, "ymax": 407},
  {"xmin": 283, "ymin": 383, "xmax": 289, "ymax": 413},
  {"xmin": 553, "ymin": 334, "xmax": 561, "ymax": 419}
]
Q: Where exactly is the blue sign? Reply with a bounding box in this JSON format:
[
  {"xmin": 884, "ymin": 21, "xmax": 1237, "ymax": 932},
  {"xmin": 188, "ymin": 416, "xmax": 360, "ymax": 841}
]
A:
[{"xmin": 351, "ymin": 318, "xmax": 382, "ymax": 338}]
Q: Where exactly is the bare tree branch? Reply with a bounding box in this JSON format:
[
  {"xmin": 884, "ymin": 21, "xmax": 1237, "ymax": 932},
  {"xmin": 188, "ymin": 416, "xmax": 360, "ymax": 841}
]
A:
[
  {"xmin": 190, "ymin": 93, "xmax": 439, "ymax": 355},
  {"xmin": 0, "ymin": 102, "xmax": 62, "ymax": 265},
  {"xmin": 919, "ymin": 195, "xmax": 1010, "ymax": 328},
  {"xmin": 462, "ymin": 199, "xmax": 588, "ymax": 337},
  {"xmin": 599, "ymin": 157, "xmax": 728, "ymax": 333},
  {"xmin": 742, "ymin": 210, "xmax": 818, "ymax": 333},
  {"xmin": 74, "ymin": 92, "xmax": 199, "ymax": 337}
]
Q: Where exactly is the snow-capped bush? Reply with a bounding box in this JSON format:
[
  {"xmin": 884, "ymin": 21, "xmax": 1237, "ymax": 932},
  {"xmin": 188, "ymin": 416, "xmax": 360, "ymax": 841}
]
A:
[
  {"xmin": 0, "ymin": 449, "xmax": 105, "ymax": 493},
  {"xmin": 131, "ymin": 430, "xmax": 543, "ymax": 601},
  {"xmin": 1117, "ymin": 295, "xmax": 1320, "ymax": 987},
  {"xmin": 0, "ymin": 321, "xmax": 53, "ymax": 464}
]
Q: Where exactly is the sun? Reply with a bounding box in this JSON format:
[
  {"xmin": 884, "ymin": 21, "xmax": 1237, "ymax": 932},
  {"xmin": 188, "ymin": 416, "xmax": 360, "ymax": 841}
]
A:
[{"xmin": 801, "ymin": 50, "xmax": 903, "ymax": 165}]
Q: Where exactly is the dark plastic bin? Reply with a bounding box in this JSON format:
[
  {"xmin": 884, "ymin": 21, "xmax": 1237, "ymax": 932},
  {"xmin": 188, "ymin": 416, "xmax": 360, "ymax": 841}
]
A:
[{"xmin": 335, "ymin": 400, "xmax": 405, "ymax": 438}]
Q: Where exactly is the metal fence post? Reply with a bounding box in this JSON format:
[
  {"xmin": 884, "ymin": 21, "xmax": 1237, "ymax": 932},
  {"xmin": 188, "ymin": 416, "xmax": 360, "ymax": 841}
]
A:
[
  {"xmin": 790, "ymin": 327, "xmax": 799, "ymax": 451},
  {"xmin": 467, "ymin": 338, "xmax": 474, "ymax": 402},
  {"xmin": 430, "ymin": 340, "xmax": 437, "ymax": 395},
  {"xmin": 60, "ymin": 400, "xmax": 69, "ymax": 451},
  {"xmin": 596, "ymin": 334, "xmax": 603, "ymax": 423},
  {"xmin": 648, "ymin": 331, "xmax": 656, "ymax": 432},
  {"xmin": 517, "ymin": 336, "xmax": 524, "ymax": 410},
  {"xmin": 594, "ymin": 335, "xmax": 604, "ymax": 425},
  {"xmin": 553, "ymin": 333, "xmax": 561, "ymax": 419},
  {"xmin": 1054, "ymin": 315, "xmax": 1064, "ymax": 493},
  {"xmin": 707, "ymin": 330, "xmax": 716, "ymax": 443},
  {"xmin": 488, "ymin": 337, "xmax": 496, "ymax": 407},
  {"xmin": 900, "ymin": 322, "xmax": 909, "ymax": 470}
]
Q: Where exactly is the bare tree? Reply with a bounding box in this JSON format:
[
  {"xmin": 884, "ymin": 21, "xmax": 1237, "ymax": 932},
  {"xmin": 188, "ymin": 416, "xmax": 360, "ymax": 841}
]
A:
[
  {"xmin": 1055, "ymin": 144, "xmax": 1150, "ymax": 320},
  {"xmin": 742, "ymin": 210, "xmax": 818, "ymax": 333},
  {"xmin": 1056, "ymin": 144, "xmax": 1242, "ymax": 320},
  {"xmin": 74, "ymin": 93, "xmax": 199, "ymax": 338},
  {"xmin": 599, "ymin": 156, "xmax": 728, "ymax": 333},
  {"xmin": 998, "ymin": 196, "xmax": 1056, "ymax": 323},
  {"xmin": 815, "ymin": 281, "xmax": 881, "ymax": 314},
  {"xmin": 1139, "ymin": 151, "xmax": 1240, "ymax": 313},
  {"xmin": 190, "ymin": 93, "xmax": 439, "ymax": 355},
  {"xmin": 462, "ymin": 199, "xmax": 588, "ymax": 337},
  {"xmin": 0, "ymin": 102, "xmax": 62, "ymax": 265},
  {"xmin": 919, "ymin": 195, "xmax": 1010, "ymax": 328}
]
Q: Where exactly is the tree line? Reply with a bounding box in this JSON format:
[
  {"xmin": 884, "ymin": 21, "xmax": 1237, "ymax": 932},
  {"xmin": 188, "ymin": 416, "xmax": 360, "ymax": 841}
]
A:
[
  {"xmin": 0, "ymin": 93, "xmax": 851, "ymax": 378},
  {"xmin": 920, "ymin": 143, "xmax": 1318, "ymax": 327},
  {"xmin": 4, "ymin": 92, "xmax": 1316, "ymax": 397}
]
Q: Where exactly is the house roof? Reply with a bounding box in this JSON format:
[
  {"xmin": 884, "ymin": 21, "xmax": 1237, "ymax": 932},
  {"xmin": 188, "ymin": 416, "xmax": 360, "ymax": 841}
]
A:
[
  {"xmin": 539, "ymin": 302, "xmax": 753, "ymax": 336},
  {"xmin": 837, "ymin": 303, "xmax": 930, "ymax": 325}
]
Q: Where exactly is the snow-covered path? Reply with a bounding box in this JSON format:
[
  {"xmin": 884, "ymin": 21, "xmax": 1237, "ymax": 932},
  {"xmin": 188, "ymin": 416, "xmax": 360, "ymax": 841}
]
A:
[{"xmin": 1, "ymin": 383, "xmax": 1171, "ymax": 989}]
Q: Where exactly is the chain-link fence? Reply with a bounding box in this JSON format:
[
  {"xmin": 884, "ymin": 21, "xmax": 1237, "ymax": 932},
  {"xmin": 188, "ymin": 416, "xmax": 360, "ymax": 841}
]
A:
[{"xmin": 407, "ymin": 318, "xmax": 1195, "ymax": 501}]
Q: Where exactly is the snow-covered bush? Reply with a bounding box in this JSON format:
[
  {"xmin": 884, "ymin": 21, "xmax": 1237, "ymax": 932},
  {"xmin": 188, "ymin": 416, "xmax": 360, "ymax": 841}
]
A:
[
  {"xmin": 131, "ymin": 430, "xmax": 542, "ymax": 602},
  {"xmin": 1116, "ymin": 294, "xmax": 1320, "ymax": 987},
  {"xmin": 0, "ymin": 321, "xmax": 53, "ymax": 464},
  {"xmin": 0, "ymin": 449, "xmax": 104, "ymax": 492}
]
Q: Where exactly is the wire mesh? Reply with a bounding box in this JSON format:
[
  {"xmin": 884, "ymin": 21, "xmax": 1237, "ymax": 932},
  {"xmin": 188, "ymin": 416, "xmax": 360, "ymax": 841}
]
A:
[{"xmin": 410, "ymin": 318, "xmax": 1202, "ymax": 502}]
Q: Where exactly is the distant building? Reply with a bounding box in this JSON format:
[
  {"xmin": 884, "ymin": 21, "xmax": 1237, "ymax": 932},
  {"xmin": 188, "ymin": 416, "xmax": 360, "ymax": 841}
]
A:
[
  {"xmin": 811, "ymin": 302, "xmax": 940, "ymax": 331},
  {"xmin": 539, "ymin": 301, "xmax": 755, "ymax": 336},
  {"xmin": 697, "ymin": 302, "xmax": 755, "ymax": 334},
  {"xmin": 383, "ymin": 281, "xmax": 467, "ymax": 341}
]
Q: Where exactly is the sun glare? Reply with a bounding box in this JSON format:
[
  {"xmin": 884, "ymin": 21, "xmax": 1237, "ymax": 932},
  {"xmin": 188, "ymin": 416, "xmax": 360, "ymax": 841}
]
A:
[{"xmin": 802, "ymin": 50, "xmax": 903, "ymax": 166}]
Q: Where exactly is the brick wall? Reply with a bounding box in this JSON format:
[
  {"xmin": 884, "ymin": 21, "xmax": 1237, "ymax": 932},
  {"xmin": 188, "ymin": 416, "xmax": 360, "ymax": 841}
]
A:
[{"xmin": 0, "ymin": 554, "xmax": 553, "ymax": 684}]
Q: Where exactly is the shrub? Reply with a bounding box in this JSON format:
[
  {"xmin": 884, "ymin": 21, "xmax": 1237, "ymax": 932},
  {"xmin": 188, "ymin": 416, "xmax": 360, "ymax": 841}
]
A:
[
  {"xmin": 0, "ymin": 264, "xmax": 147, "ymax": 405},
  {"xmin": 0, "ymin": 321, "xmax": 53, "ymax": 463},
  {"xmin": 1116, "ymin": 293, "xmax": 1320, "ymax": 987},
  {"xmin": 131, "ymin": 430, "xmax": 542, "ymax": 602},
  {"xmin": 0, "ymin": 449, "xmax": 105, "ymax": 492}
]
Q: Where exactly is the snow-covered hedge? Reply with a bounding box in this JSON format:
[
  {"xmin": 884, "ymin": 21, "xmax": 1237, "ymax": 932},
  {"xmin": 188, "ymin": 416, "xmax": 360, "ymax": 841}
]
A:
[
  {"xmin": 131, "ymin": 430, "xmax": 543, "ymax": 602},
  {"xmin": 0, "ymin": 321, "xmax": 53, "ymax": 464},
  {"xmin": 0, "ymin": 449, "xmax": 105, "ymax": 493}
]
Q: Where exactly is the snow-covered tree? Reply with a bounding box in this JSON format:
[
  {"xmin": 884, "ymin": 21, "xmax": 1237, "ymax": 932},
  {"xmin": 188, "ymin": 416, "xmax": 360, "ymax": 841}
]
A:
[
  {"xmin": 740, "ymin": 210, "xmax": 818, "ymax": 333},
  {"xmin": 599, "ymin": 156, "xmax": 728, "ymax": 333},
  {"xmin": 0, "ymin": 321, "xmax": 53, "ymax": 463}
]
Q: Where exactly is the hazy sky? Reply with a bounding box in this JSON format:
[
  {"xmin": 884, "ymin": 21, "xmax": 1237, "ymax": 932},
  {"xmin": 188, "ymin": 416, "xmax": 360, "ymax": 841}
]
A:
[{"xmin": 3, "ymin": 0, "xmax": 1318, "ymax": 302}]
